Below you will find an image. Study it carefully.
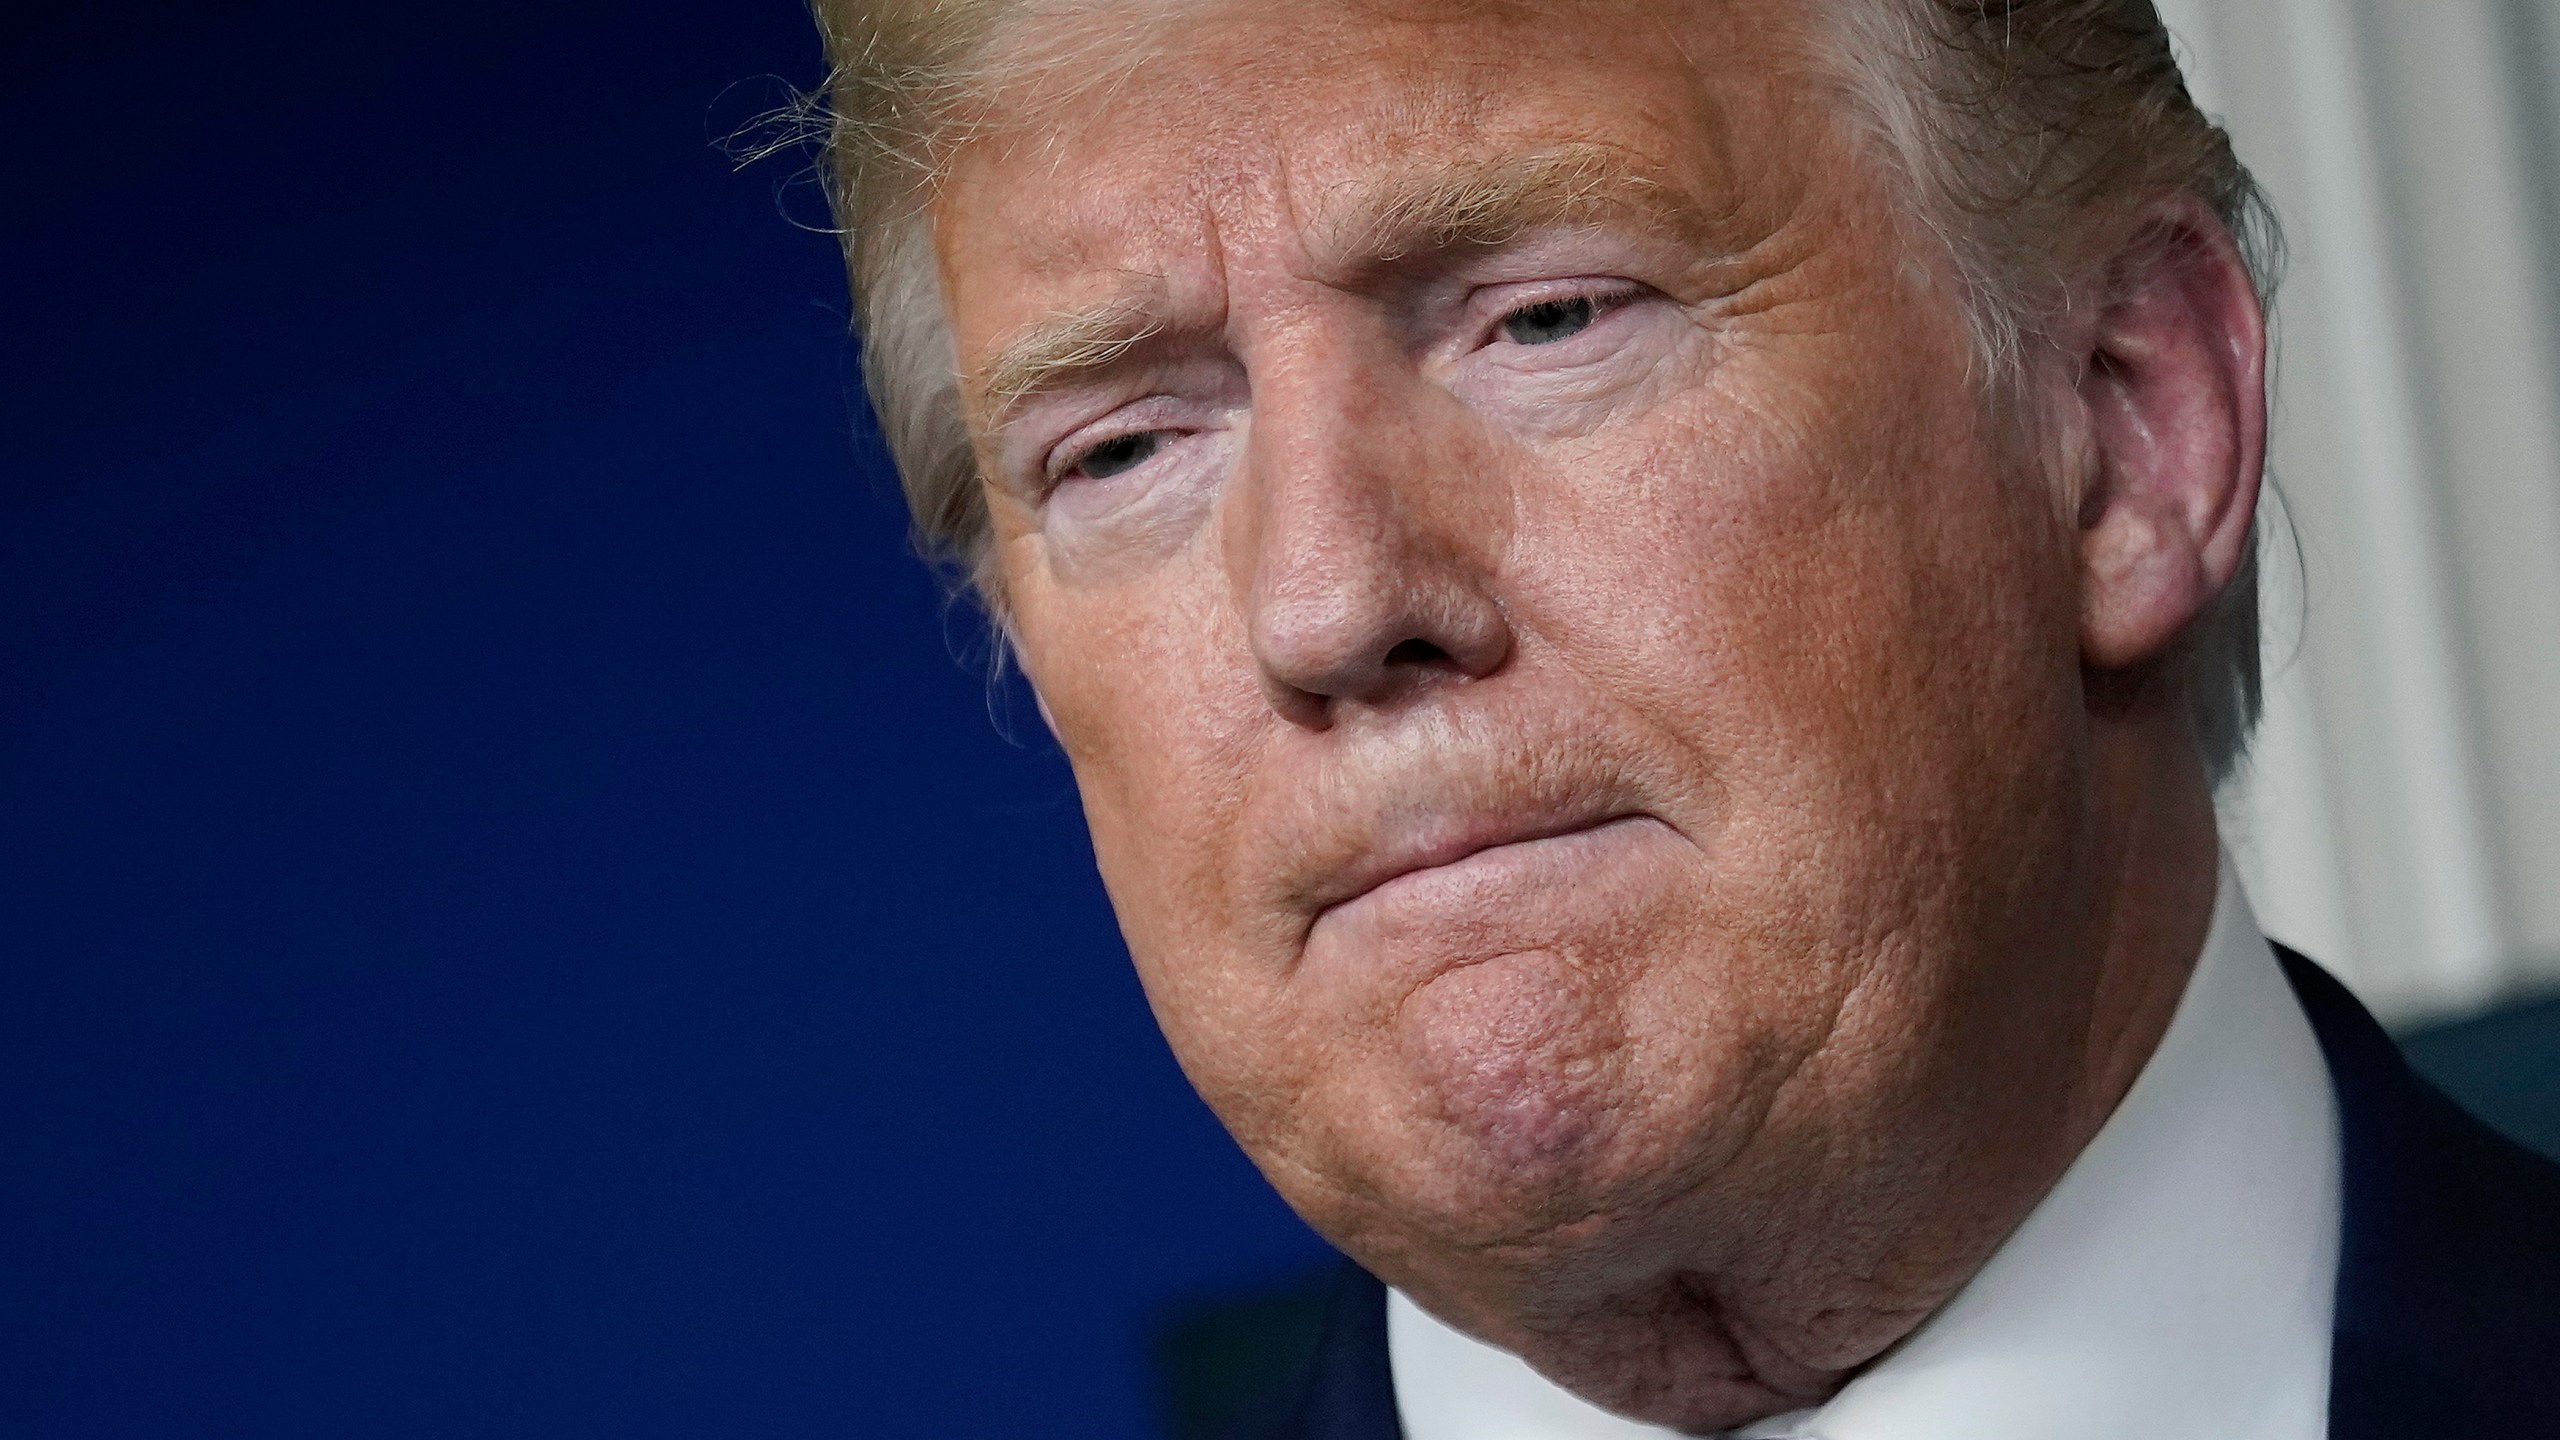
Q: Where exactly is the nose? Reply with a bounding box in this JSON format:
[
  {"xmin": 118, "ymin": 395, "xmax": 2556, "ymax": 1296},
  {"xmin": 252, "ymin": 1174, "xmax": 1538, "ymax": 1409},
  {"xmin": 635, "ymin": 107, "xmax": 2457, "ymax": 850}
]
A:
[{"xmin": 1226, "ymin": 349, "xmax": 1513, "ymax": 726}]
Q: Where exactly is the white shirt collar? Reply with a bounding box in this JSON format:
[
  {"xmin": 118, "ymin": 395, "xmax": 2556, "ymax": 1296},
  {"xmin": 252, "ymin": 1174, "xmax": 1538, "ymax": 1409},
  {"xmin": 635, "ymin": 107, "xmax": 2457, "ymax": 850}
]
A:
[{"xmin": 1388, "ymin": 859, "xmax": 2342, "ymax": 1440}]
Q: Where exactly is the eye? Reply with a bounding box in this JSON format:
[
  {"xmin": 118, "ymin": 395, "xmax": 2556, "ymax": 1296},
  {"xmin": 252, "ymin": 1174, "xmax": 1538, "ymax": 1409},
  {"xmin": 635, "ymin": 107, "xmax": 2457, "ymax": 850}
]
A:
[
  {"xmin": 1064, "ymin": 430, "xmax": 1164, "ymax": 482},
  {"xmin": 1499, "ymin": 295, "xmax": 1601, "ymax": 347}
]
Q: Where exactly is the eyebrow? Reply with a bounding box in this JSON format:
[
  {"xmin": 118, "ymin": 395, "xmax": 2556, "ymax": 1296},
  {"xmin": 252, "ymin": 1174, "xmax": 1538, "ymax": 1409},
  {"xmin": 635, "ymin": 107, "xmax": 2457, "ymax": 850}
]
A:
[
  {"xmin": 1320, "ymin": 144, "xmax": 1682, "ymax": 268},
  {"xmin": 966, "ymin": 145, "xmax": 1692, "ymax": 424},
  {"xmin": 972, "ymin": 289, "xmax": 1172, "ymax": 423}
]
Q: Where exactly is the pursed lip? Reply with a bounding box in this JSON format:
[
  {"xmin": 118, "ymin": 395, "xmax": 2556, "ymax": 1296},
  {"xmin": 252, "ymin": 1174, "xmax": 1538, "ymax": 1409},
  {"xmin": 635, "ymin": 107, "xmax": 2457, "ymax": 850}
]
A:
[{"xmin": 1307, "ymin": 801, "xmax": 1642, "ymax": 924}]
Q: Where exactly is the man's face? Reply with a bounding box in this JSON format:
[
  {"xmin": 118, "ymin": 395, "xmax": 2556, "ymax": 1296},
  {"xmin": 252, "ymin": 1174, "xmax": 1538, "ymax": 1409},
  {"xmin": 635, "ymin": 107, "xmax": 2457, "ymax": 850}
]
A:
[{"xmin": 939, "ymin": 0, "xmax": 2107, "ymax": 1415}]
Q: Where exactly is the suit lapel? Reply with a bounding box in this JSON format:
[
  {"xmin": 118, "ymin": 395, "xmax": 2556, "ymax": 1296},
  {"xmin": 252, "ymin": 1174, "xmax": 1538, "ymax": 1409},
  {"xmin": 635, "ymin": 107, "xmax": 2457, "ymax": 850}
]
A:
[
  {"xmin": 2278, "ymin": 946, "xmax": 2560, "ymax": 1435},
  {"xmin": 1227, "ymin": 1264, "xmax": 1402, "ymax": 1440}
]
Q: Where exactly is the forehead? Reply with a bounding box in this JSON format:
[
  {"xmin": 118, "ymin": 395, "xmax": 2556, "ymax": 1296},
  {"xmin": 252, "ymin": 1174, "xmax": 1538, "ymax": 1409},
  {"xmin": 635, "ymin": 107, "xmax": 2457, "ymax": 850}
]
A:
[{"xmin": 933, "ymin": 0, "xmax": 1816, "ymax": 317}]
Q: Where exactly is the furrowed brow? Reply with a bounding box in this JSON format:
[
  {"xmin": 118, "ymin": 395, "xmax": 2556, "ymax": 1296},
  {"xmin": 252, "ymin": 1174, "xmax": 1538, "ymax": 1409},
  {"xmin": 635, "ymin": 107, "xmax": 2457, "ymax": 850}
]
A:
[
  {"xmin": 1322, "ymin": 145, "xmax": 1687, "ymax": 272},
  {"xmin": 967, "ymin": 151, "xmax": 1692, "ymax": 423},
  {"xmin": 970, "ymin": 292, "xmax": 1169, "ymax": 425}
]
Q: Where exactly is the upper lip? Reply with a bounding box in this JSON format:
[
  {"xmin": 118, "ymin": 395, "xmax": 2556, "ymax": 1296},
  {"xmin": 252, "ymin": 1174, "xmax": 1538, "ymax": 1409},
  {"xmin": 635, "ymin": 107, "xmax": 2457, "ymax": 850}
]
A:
[{"xmin": 1307, "ymin": 798, "xmax": 1635, "ymax": 921}]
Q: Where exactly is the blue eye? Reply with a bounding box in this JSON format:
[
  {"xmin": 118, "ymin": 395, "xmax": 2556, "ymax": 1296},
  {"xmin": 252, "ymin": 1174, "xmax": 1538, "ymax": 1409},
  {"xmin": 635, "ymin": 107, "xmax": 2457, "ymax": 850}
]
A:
[
  {"xmin": 1070, "ymin": 431, "xmax": 1163, "ymax": 481},
  {"xmin": 1500, "ymin": 296, "xmax": 1598, "ymax": 346}
]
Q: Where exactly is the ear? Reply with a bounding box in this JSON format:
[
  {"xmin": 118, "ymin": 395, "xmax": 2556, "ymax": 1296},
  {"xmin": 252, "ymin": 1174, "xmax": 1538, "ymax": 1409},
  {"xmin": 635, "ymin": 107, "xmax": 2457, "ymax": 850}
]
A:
[
  {"xmin": 2071, "ymin": 198, "xmax": 2268, "ymax": 671},
  {"xmin": 1030, "ymin": 679, "xmax": 1061, "ymax": 742},
  {"xmin": 997, "ymin": 618, "xmax": 1066, "ymax": 744}
]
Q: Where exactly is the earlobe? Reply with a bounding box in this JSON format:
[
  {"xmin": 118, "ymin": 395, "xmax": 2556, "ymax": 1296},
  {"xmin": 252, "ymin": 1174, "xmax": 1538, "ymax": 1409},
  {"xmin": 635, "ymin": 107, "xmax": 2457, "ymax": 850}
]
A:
[
  {"xmin": 993, "ymin": 615, "xmax": 1067, "ymax": 744},
  {"xmin": 1006, "ymin": 637, "xmax": 1066, "ymax": 745},
  {"xmin": 1031, "ymin": 680, "xmax": 1061, "ymax": 743},
  {"xmin": 2073, "ymin": 200, "xmax": 2267, "ymax": 672}
]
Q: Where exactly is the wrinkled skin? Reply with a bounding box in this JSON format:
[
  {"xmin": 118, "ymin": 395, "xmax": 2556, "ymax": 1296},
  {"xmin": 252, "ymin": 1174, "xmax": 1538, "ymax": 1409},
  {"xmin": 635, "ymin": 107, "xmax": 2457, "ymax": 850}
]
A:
[{"xmin": 932, "ymin": 0, "xmax": 2264, "ymax": 1429}]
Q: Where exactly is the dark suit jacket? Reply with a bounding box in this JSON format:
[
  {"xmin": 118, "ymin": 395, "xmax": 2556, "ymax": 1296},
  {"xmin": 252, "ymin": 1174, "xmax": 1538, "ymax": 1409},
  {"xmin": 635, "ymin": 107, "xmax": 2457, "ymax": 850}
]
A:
[{"xmin": 1233, "ymin": 947, "xmax": 2560, "ymax": 1439}]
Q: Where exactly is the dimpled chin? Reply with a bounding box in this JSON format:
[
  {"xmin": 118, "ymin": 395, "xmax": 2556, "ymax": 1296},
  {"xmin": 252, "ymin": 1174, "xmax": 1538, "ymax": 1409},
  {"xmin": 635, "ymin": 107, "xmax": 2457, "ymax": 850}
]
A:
[{"xmin": 1393, "ymin": 950, "xmax": 1625, "ymax": 1213}]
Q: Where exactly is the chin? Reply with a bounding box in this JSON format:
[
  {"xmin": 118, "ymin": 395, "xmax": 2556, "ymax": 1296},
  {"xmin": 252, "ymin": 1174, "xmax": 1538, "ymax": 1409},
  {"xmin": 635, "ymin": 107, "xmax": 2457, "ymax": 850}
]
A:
[
  {"xmin": 1325, "ymin": 952, "xmax": 1655, "ymax": 1246},
  {"xmin": 1405, "ymin": 953, "xmax": 1617, "ymax": 1163}
]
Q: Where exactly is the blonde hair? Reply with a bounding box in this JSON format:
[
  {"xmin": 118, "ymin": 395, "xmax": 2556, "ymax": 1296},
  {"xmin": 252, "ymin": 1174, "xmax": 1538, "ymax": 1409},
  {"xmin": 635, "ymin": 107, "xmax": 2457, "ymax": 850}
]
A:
[{"xmin": 805, "ymin": 0, "xmax": 2280, "ymax": 778}]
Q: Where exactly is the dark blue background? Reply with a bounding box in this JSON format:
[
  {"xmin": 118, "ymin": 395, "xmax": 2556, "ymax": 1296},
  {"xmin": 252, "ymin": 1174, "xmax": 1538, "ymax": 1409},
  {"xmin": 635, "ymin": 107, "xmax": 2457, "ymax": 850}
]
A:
[{"xmin": 1, "ymin": 3, "xmax": 1329, "ymax": 1435}]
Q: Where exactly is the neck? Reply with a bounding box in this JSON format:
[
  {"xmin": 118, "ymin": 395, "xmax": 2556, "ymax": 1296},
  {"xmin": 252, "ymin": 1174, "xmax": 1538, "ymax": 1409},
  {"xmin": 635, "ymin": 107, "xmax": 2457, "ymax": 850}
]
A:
[{"xmin": 2068, "ymin": 705, "xmax": 2224, "ymax": 1149}]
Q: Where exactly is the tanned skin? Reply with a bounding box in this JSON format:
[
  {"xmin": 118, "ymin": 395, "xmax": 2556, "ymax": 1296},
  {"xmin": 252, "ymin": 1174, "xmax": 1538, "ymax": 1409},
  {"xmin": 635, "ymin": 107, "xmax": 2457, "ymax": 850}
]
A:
[{"xmin": 931, "ymin": 1, "xmax": 2265, "ymax": 1429}]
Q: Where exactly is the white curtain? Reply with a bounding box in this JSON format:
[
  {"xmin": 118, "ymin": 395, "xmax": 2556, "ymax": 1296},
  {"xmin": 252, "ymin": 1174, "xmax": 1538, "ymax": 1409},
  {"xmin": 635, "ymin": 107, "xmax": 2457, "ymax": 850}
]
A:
[{"xmin": 2157, "ymin": 0, "xmax": 2560, "ymax": 1021}]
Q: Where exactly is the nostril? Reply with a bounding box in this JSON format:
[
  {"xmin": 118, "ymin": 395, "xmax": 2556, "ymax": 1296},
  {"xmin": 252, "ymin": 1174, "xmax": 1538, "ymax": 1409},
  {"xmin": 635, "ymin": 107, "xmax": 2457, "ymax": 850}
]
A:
[{"xmin": 1383, "ymin": 637, "xmax": 1452, "ymax": 668}]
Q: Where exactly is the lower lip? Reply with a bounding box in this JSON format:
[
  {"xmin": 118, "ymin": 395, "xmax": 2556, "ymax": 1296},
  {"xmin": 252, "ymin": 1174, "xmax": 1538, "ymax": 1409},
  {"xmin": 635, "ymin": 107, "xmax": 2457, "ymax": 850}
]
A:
[{"xmin": 1318, "ymin": 814, "xmax": 1676, "ymax": 935}]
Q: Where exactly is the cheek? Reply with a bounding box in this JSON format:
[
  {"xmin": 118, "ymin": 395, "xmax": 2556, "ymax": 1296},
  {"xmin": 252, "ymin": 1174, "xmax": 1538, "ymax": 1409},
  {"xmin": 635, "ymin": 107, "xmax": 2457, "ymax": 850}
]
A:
[
  {"xmin": 1510, "ymin": 343, "xmax": 2086, "ymax": 976},
  {"xmin": 1005, "ymin": 549, "xmax": 1297, "ymax": 1056},
  {"xmin": 1532, "ymin": 334, "xmax": 2073, "ymax": 761}
]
